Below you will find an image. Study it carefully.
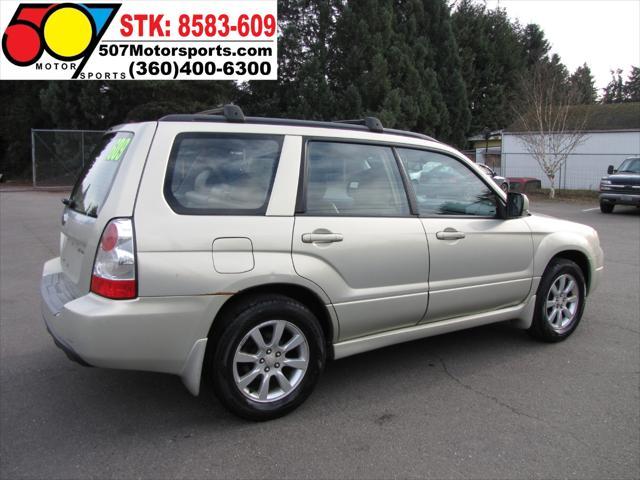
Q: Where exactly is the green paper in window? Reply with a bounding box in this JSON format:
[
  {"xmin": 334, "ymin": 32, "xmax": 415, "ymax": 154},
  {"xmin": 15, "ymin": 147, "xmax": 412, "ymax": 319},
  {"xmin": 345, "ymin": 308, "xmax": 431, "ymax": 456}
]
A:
[{"xmin": 105, "ymin": 137, "xmax": 132, "ymax": 161}]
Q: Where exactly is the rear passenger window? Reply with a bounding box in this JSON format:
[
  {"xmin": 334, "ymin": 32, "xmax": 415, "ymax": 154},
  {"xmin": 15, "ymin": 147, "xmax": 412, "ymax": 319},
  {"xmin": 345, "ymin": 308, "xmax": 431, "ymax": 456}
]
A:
[
  {"xmin": 165, "ymin": 133, "xmax": 283, "ymax": 215},
  {"xmin": 304, "ymin": 142, "xmax": 410, "ymax": 216}
]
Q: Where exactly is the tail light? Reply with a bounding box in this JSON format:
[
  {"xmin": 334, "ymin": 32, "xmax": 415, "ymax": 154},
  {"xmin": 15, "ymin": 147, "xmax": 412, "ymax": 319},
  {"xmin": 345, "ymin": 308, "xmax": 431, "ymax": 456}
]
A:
[{"xmin": 91, "ymin": 218, "xmax": 137, "ymax": 300}]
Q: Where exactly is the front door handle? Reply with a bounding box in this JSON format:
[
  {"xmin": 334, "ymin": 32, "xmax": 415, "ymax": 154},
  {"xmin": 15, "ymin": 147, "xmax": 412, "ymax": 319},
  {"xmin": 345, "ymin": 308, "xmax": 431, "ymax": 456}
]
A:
[
  {"xmin": 436, "ymin": 228, "xmax": 465, "ymax": 240},
  {"xmin": 302, "ymin": 233, "xmax": 344, "ymax": 243}
]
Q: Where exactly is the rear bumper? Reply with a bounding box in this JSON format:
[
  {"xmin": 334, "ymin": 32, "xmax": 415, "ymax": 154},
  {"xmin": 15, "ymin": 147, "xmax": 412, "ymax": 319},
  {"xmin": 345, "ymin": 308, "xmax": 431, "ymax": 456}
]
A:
[
  {"xmin": 41, "ymin": 259, "xmax": 91, "ymax": 366},
  {"xmin": 43, "ymin": 312, "xmax": 92, "ymax": 367},
  {"xmin": 41, "ymin": 258, "xmax": 228, "ymax": 394},
  {"xmin": 600, "ymin": 193, "xmax": 640, "ymax": 206}
]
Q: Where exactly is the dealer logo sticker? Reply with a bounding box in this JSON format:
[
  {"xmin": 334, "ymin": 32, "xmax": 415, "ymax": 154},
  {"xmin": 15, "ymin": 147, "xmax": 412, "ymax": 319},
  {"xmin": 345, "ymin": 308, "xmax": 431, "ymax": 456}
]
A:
[
  {"xmin": 2, "ymin": 2, "xmax": 120, "ymax": 76},
  {"xmin": 1, "ymin": 0, "xmax": 277, "ymax": 81}
]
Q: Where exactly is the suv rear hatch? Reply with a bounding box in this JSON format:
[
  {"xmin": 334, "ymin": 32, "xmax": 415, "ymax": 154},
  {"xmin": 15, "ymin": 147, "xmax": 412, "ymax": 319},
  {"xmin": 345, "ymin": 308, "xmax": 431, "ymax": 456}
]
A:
[{"xmin": 57, "ymin": 126, "xmax": 153, "ymax": 297}]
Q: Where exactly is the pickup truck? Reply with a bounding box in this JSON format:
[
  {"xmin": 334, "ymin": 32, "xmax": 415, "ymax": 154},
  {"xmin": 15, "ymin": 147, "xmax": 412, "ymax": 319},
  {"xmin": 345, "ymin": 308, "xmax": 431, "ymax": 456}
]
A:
[{"xmin": 599, "ymin": 157, "xmax": 640, "ymax": 213}]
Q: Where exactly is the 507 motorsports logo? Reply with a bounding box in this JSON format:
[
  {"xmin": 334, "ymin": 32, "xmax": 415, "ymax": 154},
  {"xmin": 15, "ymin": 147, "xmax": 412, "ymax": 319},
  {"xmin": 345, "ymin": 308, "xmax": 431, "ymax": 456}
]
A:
[
  {"xmin": 0, "ymin": 0, "xmax": 278, "ymax": 81},
  {"xmin": 2, "ymin": 2, "xmax": 120, "ymax": 78}
]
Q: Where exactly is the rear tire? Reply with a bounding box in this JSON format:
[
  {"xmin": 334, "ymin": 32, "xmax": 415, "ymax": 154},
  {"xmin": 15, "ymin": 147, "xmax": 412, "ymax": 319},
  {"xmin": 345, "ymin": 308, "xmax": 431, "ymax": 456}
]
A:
[
  {"xmin": 529, "ymin": 258, "xmax": 585, "ymax": 342},
  {"xmin": 600, "ymin": 201, "xmax": 614, "ymax": 213},
  {"xmin": 209, "ymin": 295, "xmax": 325, "ymax": 421}
]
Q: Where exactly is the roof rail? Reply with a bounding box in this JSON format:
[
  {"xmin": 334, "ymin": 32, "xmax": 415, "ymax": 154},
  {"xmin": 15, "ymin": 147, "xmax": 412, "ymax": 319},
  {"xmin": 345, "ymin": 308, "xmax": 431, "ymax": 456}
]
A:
[
  {"xmin": 196, "ymin": 104, "xmax": 245, "ymax": 122},
  {"xmin": 334, "ymin": 117, "xmax": 384, "ymax": 133},
  {"xmin": 158, "ymin": 114, "xmax": 438, "ymax": 142}
]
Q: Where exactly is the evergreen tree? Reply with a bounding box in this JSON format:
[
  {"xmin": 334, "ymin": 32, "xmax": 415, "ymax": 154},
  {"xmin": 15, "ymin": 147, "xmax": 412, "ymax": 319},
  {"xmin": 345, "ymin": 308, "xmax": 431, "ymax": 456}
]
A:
[
  {"xmin": 387, "ymin": 0, "xmax": 444, "ymax": 132},
  {"xmin": 2, "ymin": 1, "xmax": 579, "ymax": 179},
  {"xmin": 602, "ymin": 68, "xmax": 625, "ymax": 103},
  {"xmin": 39, "ymin": 82, "xmax": 94, "ymax": 129},
  {"xmin": 520, "ymin": 24, "xmax": 551, "ymax": 68},
  {"xmin": 424, "ymin": 0, "xmax": 470, "ymax": 145},
  {"xmin": 541, "ymin": 53, "xmax": 570, "ymax": 102},
  {"xmin": 330, "ymin": 0, "xmax": 395, "ymax": 120},
  {"xmin": 240, "ymin": 0, "xmax": 339, "ymax": 119},
  {"xmin": 293, "ymin": 0, "xmax": 340, "ymax": 119},
  {"xmin": 0, "ymin": 81, "xmax": 51, "ymax": 179},
  {"xmin": 40, "ymin": 81, "xmax": 237, "ymax": 129},
  {"xmin": 452, "ymin": 1, "xmax": 526, "ymax": 135},
  {"xmin": 569, "ymin": 63, "xmax": 597, "ymax": 104},
  {"xmin": 623, "ymin": 66, "xmax": 640, "ymax": 102},
  {"xmin": 547, "ymin": 54, "xmax": 569, "ymax": 84},
  {"xmin": 331, "ymin": 0, "xmax": 469, "ymax": 146}
]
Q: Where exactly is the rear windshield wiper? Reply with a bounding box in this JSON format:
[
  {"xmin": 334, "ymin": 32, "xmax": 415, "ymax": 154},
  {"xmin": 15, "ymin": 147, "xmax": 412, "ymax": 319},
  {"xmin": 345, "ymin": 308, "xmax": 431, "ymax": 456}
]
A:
[{"xmin": 62, "ymin": 198, "xmax": 96, "ymax": 217}]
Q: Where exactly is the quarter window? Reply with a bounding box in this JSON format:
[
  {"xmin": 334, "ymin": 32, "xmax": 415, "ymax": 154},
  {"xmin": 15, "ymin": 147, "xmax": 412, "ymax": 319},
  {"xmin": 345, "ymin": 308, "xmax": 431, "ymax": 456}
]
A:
[
  {"xmin": 304, "ymin": 142, "xmax": 410, "ymax": 216},
  {"xmin": 398, "ymin": 148, "xmax": 498, "ymax": 217},
  {"xmin": 165, "ymin": 133, "xmax": 282, "ymax": 215}
]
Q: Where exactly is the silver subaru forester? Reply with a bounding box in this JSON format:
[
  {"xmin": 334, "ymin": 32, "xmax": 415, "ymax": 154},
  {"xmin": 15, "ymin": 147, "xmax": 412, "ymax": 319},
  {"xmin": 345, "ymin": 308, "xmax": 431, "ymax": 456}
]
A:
[{"xmin": 41, "ymin": 106, "xmax": 604, "ymax": 420}]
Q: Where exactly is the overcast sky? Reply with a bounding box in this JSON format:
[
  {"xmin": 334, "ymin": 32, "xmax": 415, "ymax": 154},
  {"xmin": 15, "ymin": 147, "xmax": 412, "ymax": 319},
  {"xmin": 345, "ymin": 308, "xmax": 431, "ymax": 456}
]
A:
[{"xmin": 484, "ymin": 0, "xmax": 640, "ymax": 93}]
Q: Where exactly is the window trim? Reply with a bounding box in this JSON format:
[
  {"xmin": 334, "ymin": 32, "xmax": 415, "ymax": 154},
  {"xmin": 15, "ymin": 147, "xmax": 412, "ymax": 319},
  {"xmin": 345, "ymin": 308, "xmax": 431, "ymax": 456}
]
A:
[
  {"xmin": 394, "ymin": 146, "xmax": 505, "ymax": 219},
  {"xmin": 391, "ymin": 147, "xmax": 419, "ymax": 215},
  {"xmin": 163, "ymin": 132, "xmax": 284, "ymax": 216},
  {"xmin": 294, "ymin": 139, "xmax": 308, "ymax": 214},
  {"xmin": 296, "ymin": 137, "xmax": 418, "ymax": 218}
]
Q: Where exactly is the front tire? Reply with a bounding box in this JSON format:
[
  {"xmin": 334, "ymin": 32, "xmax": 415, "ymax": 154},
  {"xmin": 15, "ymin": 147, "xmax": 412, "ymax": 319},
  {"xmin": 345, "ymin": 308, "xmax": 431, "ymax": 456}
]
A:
[
  {"xmin": 210, "ymin": 295, "xmax": 325, "ymax": 421},
  {"xmin": 600, "ymin": 201, "xmax": 614, "ymax": 213},
  {"xmin": 529, "ymin": 258, "xmax": 586, "ymax": 342}
]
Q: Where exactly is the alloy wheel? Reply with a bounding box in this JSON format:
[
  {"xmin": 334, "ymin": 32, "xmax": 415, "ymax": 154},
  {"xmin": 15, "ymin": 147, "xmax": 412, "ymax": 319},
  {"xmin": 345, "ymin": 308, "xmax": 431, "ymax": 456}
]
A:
[
  {"xmin": 232, "ymin": 320, "xmax": 309, "ymax": 403},
  {"xmin": 544, "ymin": 273, "xmax": 580, "ymax": 333}
]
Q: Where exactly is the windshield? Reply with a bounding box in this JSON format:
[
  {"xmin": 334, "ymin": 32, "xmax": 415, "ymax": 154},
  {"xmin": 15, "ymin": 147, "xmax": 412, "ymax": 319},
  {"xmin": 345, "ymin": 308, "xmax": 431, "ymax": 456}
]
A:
[
  {"xmin": 617, "ymin": 157, "xmax": 640, "ymax": 173},
  {"xmin": 69, "ymin": 132, "xmax": 133, "ymax": 217}
]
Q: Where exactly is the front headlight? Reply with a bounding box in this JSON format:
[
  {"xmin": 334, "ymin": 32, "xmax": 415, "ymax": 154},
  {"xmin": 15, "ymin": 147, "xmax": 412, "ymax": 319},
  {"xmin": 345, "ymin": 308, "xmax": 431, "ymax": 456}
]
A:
[{"xmin": 600, "ymin": 179, "xmax": 612, "ymax": 190}]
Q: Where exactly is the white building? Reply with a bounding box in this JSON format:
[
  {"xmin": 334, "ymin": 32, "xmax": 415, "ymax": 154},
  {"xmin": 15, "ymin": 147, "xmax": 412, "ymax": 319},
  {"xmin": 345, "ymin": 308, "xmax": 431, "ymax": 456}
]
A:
[{"xmin": 501, "ymin": 103, "xmax": 640, "ymax": 190}]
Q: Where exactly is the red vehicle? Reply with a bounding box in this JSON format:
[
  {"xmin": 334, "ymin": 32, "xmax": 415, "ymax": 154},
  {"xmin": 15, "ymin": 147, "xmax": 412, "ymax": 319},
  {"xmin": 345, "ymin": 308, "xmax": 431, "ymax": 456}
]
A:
[{"xmin": 508, "ymin": 177, "xmax": 542, "ymax": 193}]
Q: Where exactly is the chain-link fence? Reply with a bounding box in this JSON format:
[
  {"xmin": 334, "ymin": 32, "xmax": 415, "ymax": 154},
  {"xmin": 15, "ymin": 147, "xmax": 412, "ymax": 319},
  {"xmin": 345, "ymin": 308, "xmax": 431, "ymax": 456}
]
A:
[
  {"xmin": 31, "ymin": 129, "xmax": 106, "ymax": 187},
  {"xmin": 502, "ymin": 152, "xmax": 637, "ymax": 191},
  {"xmin": 501, "ymin": 131, "xmax": 640, "ymax": 191},
  {"xmin": 464, "ymin": 148, "xmax": 638, "ymax": 191}
]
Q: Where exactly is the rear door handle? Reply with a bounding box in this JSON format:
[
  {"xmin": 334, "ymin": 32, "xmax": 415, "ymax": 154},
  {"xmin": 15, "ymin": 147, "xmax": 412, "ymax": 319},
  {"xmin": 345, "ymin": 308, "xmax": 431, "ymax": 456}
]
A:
[
  {"xmin": 302, "ymin": 233, "xmax": 344, "ymax": 243},
  {"xmin": 436, "ymin": 228, "xmax": 465, "ymax": 240}
]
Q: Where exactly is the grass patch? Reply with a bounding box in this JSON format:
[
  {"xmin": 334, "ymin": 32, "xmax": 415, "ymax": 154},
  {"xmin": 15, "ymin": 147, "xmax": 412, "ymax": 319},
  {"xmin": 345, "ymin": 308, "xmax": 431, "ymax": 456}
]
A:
[{"xmin": 526, "ymin": 188, "xmax": 599, "ymax": 202}]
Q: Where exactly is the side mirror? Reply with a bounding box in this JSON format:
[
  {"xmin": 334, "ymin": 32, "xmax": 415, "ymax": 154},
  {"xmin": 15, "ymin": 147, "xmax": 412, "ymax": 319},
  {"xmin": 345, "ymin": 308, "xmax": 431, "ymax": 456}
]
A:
[
  {"xmin": 501, "ymin": 192, "xmax": 529, "ymax": 218},
  {"xmin": 607, "ymin": 165, "xmax": 615, "ymax": 174}
]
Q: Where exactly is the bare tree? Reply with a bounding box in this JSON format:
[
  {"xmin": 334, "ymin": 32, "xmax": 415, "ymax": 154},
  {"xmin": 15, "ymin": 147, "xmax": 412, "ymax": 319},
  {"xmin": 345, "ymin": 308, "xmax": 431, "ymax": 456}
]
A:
[{"xmin": 514, "ymin": 64, "xmax": 590, "ymax": 198}]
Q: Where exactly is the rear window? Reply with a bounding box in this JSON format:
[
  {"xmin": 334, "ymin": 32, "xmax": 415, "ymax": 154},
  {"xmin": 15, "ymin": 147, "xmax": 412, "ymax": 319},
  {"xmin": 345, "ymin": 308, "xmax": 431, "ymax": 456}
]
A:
[
  {"xmin": 164, "ymin": 133, "xmax": 283, "ymax": 215},
  {"xmin": 69, "ymin": 132, "xmax": 133, "ymax": 217}
]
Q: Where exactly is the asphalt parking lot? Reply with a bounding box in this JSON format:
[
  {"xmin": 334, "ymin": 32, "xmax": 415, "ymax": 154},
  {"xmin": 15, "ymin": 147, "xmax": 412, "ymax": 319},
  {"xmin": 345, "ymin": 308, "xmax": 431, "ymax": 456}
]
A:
[{"xmin": 1, "ymin": 190, "xmax": 638, "ymax": 480}]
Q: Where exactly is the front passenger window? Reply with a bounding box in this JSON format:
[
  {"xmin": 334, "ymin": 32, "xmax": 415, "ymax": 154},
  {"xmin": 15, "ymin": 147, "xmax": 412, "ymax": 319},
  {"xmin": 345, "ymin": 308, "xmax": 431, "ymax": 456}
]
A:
[{"xmin": 397, "ymin": 148, "xmax": 498, "ymax": 217}]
